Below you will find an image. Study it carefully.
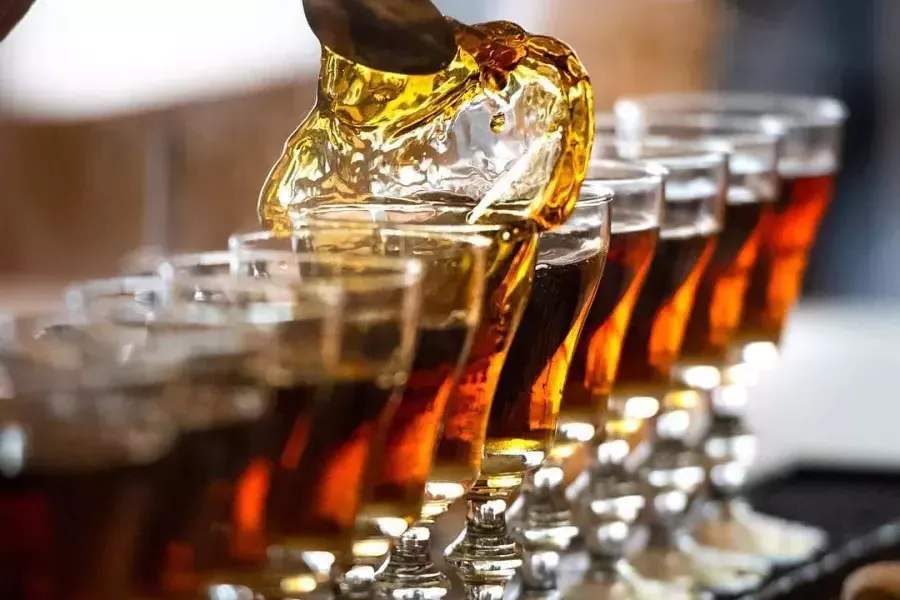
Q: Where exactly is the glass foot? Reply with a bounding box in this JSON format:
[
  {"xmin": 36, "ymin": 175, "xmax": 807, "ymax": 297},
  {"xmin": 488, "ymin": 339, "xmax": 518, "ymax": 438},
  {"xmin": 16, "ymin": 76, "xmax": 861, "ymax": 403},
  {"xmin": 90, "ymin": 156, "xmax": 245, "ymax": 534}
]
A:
[
  {"xmin": 678, "ymin": 533, "xmax": 771, "ymax": 595},
  {"xmin": 444, "ymin": 527, "xmax": 522, "ymax": 584},
  {"xmin": 444, "ymin": 494, "xmax": 523, "ymax": 589},
  {"xmin": 690, "ymin": 499, "xmax": 827, "ymax": 567},
  {"xmin": 374, "ymin": 526, "xmax": 451, "ymax": 600}
]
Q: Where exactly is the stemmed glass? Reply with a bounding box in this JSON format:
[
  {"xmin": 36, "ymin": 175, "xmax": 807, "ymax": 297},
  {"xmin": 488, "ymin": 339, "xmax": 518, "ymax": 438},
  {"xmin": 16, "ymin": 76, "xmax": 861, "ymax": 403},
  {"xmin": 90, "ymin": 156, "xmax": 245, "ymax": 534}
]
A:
[
  {"xmin": 161, "ymin": 248, "xmax": 424, "ymax": 597},
  {"xmin": 512, "ymin": 160, "xmax": 663, "ymax": 595},
  {"xmin": 230, "ymin": 224, "xmax": 490, "ymax": 600},
  {"xmin": 282, "ymin": 196, "xmax": 542, "ymax": 600},
  {"xmin": 586, "ymin": 134, "xmax": 730, "ymax": 597},
  {"xmin": 494, "ymin": 185, "xmax": 617, "ymax": 591},
  {"xmin": 61, "ymin": 248, "xmax": 424, "ymax": 598},
  {"xmin": 614, "ymin": 93, "xmax": 847, "ymax": 570},
  {"xmin": 597, "ymin": 112, "xmax": 785, "ymax": 595},
  {"xmin": 442, "ymin": 187, "xmax": 612, "ymax": 600}
]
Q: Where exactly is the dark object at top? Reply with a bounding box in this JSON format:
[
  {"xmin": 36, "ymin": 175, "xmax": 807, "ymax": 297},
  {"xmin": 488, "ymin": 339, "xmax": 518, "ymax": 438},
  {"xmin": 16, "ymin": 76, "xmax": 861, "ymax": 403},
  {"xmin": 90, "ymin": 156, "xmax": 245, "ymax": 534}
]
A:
[
  {"xmin": 0, "ymin": 0, "xmax": 35, "ymax": 42},
  {"xmin": 302, "ymin": 0, "xmax": 458, "ymax": 75}
]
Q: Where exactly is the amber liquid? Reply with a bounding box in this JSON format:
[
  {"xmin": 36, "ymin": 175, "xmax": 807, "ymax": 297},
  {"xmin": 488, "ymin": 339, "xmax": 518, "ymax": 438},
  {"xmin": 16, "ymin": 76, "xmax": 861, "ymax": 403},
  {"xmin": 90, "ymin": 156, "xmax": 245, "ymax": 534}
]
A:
[
  {"xmin": 485, "ymin": 245, "xmax": 605, "ymax": 478},
  {"xmin": 362, "ymin": 322, "xmax": 470, "ymax": 526},
  {"xmin": 616, "ymin": 228, "xmax": 717, "ymax": 397},
  {"xmin": 0, "ymin": 391, "xmax": 267, "ymax": 600},
  {"xmin": 428, "ymin": 220, "xmax": 539, "ymax": 509},
  {"xmin": 680, "ymin": 201, "xmax": 768, "ymax": 367},
  {"xmin": 0, "ymin": 372, "xmax": 397, "ymax": 599},
  {"xmin": 738, "ymin": 172, "xmax": 835, "ymax": 347},
  {"xmin": 558, "ymin": 223, "xmax": 659, "ymax": 451},
  {"xmin": 263, "ymin": 376, "xmax": 398, "ymax": 554}
]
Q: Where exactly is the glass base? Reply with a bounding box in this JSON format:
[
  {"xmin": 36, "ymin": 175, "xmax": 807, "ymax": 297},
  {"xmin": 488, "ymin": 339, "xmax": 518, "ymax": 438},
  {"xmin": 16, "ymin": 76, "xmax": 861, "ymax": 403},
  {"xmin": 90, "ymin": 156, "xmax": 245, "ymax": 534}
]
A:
[
  {"xmin": 373, "ymin": 565, "xmax": 450, "ymax": 600},
  {"xmin": 444, "ymin": 491, "xmax": 523, "ymax": 589},
  {"xmin": 690, "ymin": 499, "xmax": 827, "ymax": 567},
  {"xmin": 374, "ymin": 526, "xmax": 451, "ymax": 600},
  {"xmin": 444, "ymin": 529, "xmax": 522, "ymax": 585}
]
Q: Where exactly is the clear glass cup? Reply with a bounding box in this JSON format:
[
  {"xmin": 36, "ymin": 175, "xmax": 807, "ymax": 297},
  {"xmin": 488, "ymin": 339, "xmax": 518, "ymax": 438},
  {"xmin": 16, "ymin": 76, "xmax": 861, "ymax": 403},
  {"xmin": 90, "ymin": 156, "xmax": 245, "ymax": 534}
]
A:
[
  {"xmin": 439, "ymin": 187, "xmax": 611, "ymax": 600},
  {"xmin": 230, "ymin": 225, "xmax": 490, "ymax": 599},
  {"xmin": 510, "ymin": 161, "xmax": 664, "ymax": 595},
  {"xmin": 158, "ymin": 248, "xmax": 424, "ymax": 597},
  {"xmin": 481, "ymin": 187, "xmax": 613, "ymax": 590}
]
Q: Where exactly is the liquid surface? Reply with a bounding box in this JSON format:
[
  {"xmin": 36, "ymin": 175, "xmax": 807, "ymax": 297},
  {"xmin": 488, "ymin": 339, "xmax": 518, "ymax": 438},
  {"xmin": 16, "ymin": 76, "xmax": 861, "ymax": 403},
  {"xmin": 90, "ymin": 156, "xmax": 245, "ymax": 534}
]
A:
[
  {"xmin": 738, "ymin": 173, "xmax": 835, "ymax": 347},
  {"xmin": 259, "ymin": 19, "xmax": 594, "ymax": 231}
]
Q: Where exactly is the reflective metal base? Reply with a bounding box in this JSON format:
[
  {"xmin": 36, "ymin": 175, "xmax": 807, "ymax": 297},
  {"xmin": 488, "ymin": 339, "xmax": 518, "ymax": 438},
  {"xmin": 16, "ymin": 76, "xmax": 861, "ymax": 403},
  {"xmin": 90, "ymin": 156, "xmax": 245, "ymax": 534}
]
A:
[
  {"xmin": 374, "ymin": 525, "xmax": 451, "ymax": 600},
  {"xmin": 691, "ymin": 499, "xmax": 827, "ymax": 567},
  {"xmin": 444, "ymin": 490, "xmax": 523, "ymax": 600}
]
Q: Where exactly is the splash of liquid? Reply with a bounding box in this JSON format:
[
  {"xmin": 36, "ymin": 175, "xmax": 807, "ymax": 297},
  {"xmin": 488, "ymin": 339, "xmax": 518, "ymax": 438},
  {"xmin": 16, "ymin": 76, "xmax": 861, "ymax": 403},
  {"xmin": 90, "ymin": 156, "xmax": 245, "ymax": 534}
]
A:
[{"xmin": 259, "ymin": 19, "xmax": 594, "ymax": 231}]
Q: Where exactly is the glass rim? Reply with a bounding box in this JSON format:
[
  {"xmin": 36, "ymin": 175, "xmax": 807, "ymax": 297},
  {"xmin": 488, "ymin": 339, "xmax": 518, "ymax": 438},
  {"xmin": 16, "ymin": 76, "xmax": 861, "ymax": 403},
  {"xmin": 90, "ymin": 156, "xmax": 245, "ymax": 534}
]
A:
[
  {"xmin": 586, "ymin": 158, "xmax": 668, "ymax": 188},
  {"xmin": 600, "ymin": 110, "xmax": 781, "ymax": 151},
  {"xmin": 288, "ymin": 197, "xmax": 537, "ymax": 238},
  {"xmin": 159, "ymin": 250, "xmax": 424, "ymax": 295},
  {"xmin": 614, "ymin": 92, "xmax": 848, "ymax": 129},
  {"xmin": 65, "ymin": 275, "xmax": 164, "ymax": 309},
  {"xmin": 0, "ymin": 309, "xmax": 252, "ymax": 393},
  {"xmin": 573, "ymin": 187, "xmax": 614, "ymax": 208},
  {"xmin": 595, "ymin": 135, "xmax": 728, "ymax": 172},
  {"xmin": 230, "ymin": 226, "xmax": 494, "ymax": 256}
]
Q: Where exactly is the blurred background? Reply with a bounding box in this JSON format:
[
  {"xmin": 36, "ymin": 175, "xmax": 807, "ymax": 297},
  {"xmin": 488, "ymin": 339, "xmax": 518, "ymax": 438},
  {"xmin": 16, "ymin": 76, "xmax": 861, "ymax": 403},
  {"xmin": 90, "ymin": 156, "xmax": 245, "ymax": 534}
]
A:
[{"xmin": 0, "ymin": 0, "xmax": 897, "ymax": 471}]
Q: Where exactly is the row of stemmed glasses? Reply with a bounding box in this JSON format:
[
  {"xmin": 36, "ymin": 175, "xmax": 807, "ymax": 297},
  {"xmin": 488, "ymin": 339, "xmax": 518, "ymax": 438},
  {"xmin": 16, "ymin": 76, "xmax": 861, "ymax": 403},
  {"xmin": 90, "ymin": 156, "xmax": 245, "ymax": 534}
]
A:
[
  {"xmin": 505, "ymin": 92, "xmax": 845, "ymax": 599},
  {"xmin": 0, "ymin": 242, "xmax": 426, "ymax": 599},
  {"xmin": 622, "ymin": 95, "xmax": 846, "ymax": 576},
  {"xmin": 0, "ymin": 184, "xmax": 615, "ymax": 600},
  {"xmin": 271, "ymin": 188, "xmax": 615, "ymax": 600},
  {"xmin": 0, "ymin": 92, "xmax": 845, "ymax": 600}
]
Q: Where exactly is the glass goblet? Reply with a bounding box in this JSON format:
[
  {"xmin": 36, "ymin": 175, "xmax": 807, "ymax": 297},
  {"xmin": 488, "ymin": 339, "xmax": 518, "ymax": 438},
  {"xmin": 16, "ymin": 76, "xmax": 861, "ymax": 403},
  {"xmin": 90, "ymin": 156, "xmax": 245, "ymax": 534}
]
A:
[{"xmin": 231, "ymin": 224, "xmax": 490, "ymax": 599}]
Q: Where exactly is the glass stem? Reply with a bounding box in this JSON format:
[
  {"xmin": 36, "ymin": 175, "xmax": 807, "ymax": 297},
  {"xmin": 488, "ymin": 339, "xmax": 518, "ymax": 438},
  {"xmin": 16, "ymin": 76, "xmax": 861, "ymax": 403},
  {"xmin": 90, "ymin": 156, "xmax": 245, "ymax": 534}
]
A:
[
  {"xmin": 373, "ymin": 521, "xmax": 451, "ymax": 600},
  {"xmin": 635, "ymin": 389, "xmax": 707, "ymax": 550},
  {"xmin": 514, "ymin": 458, "xmax": 579, "ymax": 592},
  {"xmin": 702, "ymin": 382, "xmax": 756, "ymax": 509},
  {"xmin": 444, "ymin": 480, "xmax": 522, "ymax": 594},
  {"xmin": 576, "ymin": 398, "xmax": 644, "ymax": 563}
]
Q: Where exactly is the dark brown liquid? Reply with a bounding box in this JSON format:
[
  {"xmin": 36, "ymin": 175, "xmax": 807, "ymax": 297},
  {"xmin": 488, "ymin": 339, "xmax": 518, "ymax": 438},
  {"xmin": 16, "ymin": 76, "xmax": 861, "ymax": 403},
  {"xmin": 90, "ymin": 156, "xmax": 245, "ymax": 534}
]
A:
[
  {"xmin": 431, "ymin": 223, "xmax": 539, "ymax": 491},
  {"xmin": 362, "ymin": 322, "xmax": 470, "ymax": 524},
  {"xmin": 0, "ymin": 373, "xmax": 395, "ymax": 599},
  {"xmin": 0, "ymin": 460, "xmax": 164, "ymax": 600},
  {"xmin": 681, "ymin": 201, "xmax": 768, "ymax": 366},
  {"xmin": 559, "ymin": 225, "xmax": 658, "ymax": 445},
  {"xmin": 485, "ymin": 246, "xmax": 605, "ymax": 475},
  {"xmin": 738, "ymin": 173, "xmax": 835, "ymax": 346},
  {"xmin": 264, "ymin": 377, "xmax": 397, "ymax": 552},
  {"xmin": 0, "ymin": 416, "xmax": 266, "ymax": 600},
  {"xmin": 616, "ymin": 229, "xmax": 716, "ymax": 395}
]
